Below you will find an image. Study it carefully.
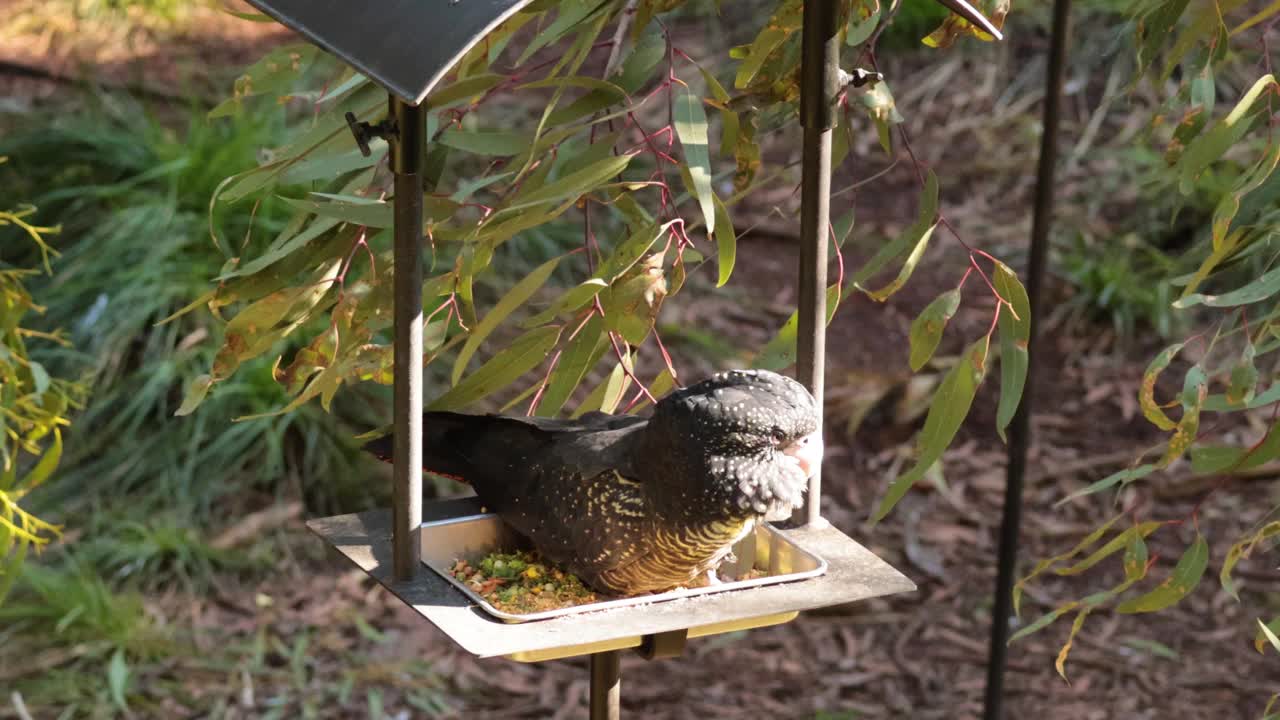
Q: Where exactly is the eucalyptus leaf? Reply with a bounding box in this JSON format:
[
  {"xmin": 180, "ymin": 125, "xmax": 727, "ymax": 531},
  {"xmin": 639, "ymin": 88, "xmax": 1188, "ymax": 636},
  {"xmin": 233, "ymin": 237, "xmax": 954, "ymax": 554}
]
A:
[{"xmin": 872, "ymin": 337, "xmax": 989, "ymax": 524}]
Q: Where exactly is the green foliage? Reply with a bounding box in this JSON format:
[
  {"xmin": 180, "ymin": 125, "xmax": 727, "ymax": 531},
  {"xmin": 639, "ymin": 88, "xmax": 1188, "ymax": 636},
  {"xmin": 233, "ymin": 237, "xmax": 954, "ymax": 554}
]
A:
[
  {"xmin": 0, "ymin": 556, "xmax": 166, "ymax": 657},
  {"xmin": 181, "ymin": 0, "xmax": 1014, "ymax": 534},
  {"xmin": 51, "ymin": 0, "xmax": 202, "ymax": 22},
  {"xmin": 1060, "ymin": 232, "xmax": 1180, "ymax": 340},
  {"xmin": 1011, "ymin": 0, "xmax": 1280, "ymax": 684},
  {"xmin": 0, "ymin": 96, "xmax": 379, "ymax": 558},
  {"xmin": 0, "ymin": 162, "xmax": 80, "ymax": 607}
]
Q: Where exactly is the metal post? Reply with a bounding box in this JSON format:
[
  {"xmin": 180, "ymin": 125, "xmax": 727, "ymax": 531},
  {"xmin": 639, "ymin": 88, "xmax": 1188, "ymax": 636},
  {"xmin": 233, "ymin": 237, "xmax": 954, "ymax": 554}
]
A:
[
  {"xmin": 983, "ymin": 1, "xmax": 1070, "ymax": 717},
  {"xmin": 589, "ymin": 651, "xmax": 621, "ymax": 720},
  {"xmin": 391, "ymin": 95, "xmax": 425, "ymax": 581},
  {"xmin": 792, "ymin": 0, "xmax": 839, "ymax": 527}
]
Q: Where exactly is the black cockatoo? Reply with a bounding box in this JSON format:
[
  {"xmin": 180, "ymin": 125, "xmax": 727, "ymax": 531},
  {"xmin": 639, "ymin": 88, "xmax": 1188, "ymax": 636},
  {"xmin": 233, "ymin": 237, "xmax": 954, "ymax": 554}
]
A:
[{"xmin": 365, "ymin": 369, "xmax": 822, "ymax": 596}]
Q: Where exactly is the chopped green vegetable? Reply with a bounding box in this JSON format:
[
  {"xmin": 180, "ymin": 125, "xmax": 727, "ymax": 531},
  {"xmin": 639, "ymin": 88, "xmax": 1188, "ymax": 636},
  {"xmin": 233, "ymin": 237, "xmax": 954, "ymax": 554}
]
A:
[{"xmin": 450, "ymin": 550, "xmax": 598, "ymax": 614}]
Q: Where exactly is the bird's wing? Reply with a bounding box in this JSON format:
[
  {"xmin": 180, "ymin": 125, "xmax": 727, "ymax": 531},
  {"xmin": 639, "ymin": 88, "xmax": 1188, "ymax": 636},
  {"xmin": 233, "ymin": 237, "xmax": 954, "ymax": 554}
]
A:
[{"xmin": 500, "ymin": 465, "xmax": 654, "ymax": 584}]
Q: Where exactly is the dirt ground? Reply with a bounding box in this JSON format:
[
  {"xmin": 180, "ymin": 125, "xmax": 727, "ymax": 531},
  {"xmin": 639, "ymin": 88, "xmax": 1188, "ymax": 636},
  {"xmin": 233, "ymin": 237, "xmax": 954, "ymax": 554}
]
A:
[{"xmin": 3, "ymin": 3, "xmax": 1277, "ymax": 719}]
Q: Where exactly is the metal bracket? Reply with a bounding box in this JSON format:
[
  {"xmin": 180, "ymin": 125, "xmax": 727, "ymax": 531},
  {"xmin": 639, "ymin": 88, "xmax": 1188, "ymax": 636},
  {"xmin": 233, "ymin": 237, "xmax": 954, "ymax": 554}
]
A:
[
  {"xmin": 840, "ymin": 67, "xmax": 883, "ymax": 88},
  {"xmin": 345, "ymin": 111, "xmax": 396, "ymax": 157},
  {"xmin": 635, "ymin": 629, "xmax": 688, "ymax": 661}
]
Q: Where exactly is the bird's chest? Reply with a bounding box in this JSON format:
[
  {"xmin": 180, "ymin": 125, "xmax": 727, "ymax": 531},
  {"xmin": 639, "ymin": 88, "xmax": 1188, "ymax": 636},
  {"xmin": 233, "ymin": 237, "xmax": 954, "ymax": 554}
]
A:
[{"xmin": 600, "ymin": 514, "xmax": 755, "ymax": 594}]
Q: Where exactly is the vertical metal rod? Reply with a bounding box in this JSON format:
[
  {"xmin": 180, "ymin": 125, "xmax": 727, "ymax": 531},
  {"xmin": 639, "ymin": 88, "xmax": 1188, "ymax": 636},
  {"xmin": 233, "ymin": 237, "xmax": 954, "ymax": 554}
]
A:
[
  {"xmin": 983, "ymin": 2, "xmax": 1070, "ymax": 717},
  {"xmin": 391, "ymin": 95, "xmax": 425, "ymax": 582},
  {"xmin": 793, "ymin": 0, "xmax": 839, "ymax": 527},
  {"xmin": 589, "ymin": 651, "xmax": 621, "ymax": 720}
]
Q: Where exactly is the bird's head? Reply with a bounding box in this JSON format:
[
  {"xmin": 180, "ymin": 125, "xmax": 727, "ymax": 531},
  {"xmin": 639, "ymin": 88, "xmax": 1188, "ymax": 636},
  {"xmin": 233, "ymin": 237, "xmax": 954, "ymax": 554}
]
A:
[{"xmin": 644, "ymin": 369, "xmax": 822, "ymax": 518}]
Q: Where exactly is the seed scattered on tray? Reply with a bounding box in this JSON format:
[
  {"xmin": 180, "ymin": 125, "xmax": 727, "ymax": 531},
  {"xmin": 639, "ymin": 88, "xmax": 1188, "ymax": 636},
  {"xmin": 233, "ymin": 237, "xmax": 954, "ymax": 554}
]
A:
[{"xmin": 450, "ymin": 551, "xmax": 598, "ymax": 614}]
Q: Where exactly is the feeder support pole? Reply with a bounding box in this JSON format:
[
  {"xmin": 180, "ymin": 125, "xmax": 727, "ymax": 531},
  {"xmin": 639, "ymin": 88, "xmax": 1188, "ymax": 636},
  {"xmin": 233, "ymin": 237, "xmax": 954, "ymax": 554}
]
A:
[
  {"xmin": 983, "ymin": 0, "xmax": 1070, "ymax": 716},
  {"xmin": 590, "ymin": 650, "xmax": 621, "ymax": 720},
  {"xmin": 391, "ymin": 95, "xmax": 426, "ymax": 582},
  {"xmin": 793, "ymin": 0, "xmax": 839, "ymax": 527}
]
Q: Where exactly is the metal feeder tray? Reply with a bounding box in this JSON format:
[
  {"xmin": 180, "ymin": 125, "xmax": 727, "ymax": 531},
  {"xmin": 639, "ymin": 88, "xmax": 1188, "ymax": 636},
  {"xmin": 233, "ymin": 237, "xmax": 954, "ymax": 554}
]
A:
[
  {"xmin": 308, "ymin": 496, "xmax": 915, "ymax": 663},
  {"xmin": 419, "ymin": 509, "xmax": 828, "ymax": 623}
]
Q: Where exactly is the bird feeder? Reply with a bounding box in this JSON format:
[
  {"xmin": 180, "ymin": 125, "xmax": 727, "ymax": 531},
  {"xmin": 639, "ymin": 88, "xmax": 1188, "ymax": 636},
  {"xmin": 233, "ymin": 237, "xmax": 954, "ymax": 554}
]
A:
[{"xmin": 243, "ymin": 0, "xmax": 1001, "ymax": 716}]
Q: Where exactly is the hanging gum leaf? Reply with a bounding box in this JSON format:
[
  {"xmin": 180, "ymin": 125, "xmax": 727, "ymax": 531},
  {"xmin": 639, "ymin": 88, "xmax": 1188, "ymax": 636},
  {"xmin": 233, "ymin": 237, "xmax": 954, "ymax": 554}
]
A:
[
  {"xmin": 733, "ymin": 114, "xmax": 761, "ymax": 191},
  {"xmin": 1204, "ymin": 380, "xmax": 1280, "ymax": 412},
  {"xmin": 571, "ymin": 363, "xmax": 616, "ymax": 419},
  {"xmin": 439, "ymin": 129, "xmax": 537, "ymax": 156},
  {"xmin": 673, "ymin": 87, "xmax": 716, "ymax": 235},
  {"xmin": 1052, "ymin": 568, "xmax": 1150, "ymax": 674},
  {"xmin": 871, "ymin": 336, "xmax": 989, "ymax": 524},
  {"xmin": 1116, "ymin": 533, "xmax": 1209, "ymax": 614},
  {"xmin": 1156, "ymin": 0, "xmax": 1231, "ymax": 86},
  {"xmin": 862, "ymin": 223, "xmax": 937, "ymax": 301},
  {"xmin": 1135, "ymin": 0, "xmax": 1191, "ymax": 79},
  {"xmin": 504, "ymin": 154, "xmax": 633, "ymax": 213},
  {"xmin": 993, "ymin": 262, "xmax": 1031, "ymax": 442},
  {"xmin": 712, "ymin": 193, "xmax": 736, "ymax": 287},
  {"xmin": 208, "ymin": 44, "xmax": 318, "ymax": 118},
  {"xmin": 1157, "ymin": 364, "xmax": 1207, "ymax": 468},
  {"xmin": 452, "ymin": 256, "xmax": 562, "ymax": 385},
  {"xmin": 1014, "ymin": 514, "xmax": 1123, "ymax": 617},
  {"xmin": 853, "ymin": 171, "xmax": 939, "ymax": 285},
  {"xmin": 1257, "ymin": 618, "xmax": 1280, "ymax": 654},
  {"xmin": 599, "ymin": 355, "xmax": 631, "ymax": 414},
  {"xmin": 1176, "ymin": 74, "xmax": 1276, "ymax": 195},
  {"xmin": 693, "ymin": 61, "xmax": 739, "ymax": 161},
  {"xmin": 923, "ymin": 0, "xmax": 1008, "ymax": 48},
  {"xmin": 1055, "ymin": 521, "xmax": 1165, "ymax": 576},
  {"xmin": 1220, "ymin": 521, "xmax": 1280, "ymax": 600},
  {"xmin": 1179, "ymin": 227, "xmax": 1242, "ymax": 300},
  {"xmin": 596, "ymin": 221, "xmax": 674, "ymax": 281},
  {"xmin": 908, "ymin": 290, "xmax": 961, "ymax": 372},
  {"xmin": 845, "ymin": 0, "xmax": 880, "ymax": 46},
  {"xmin": 1055, "ymin": 464, "xmax": 1158, "ymax": 506},
  {"xmin": 1165, "ymin": 61, "xmax": 1215, "ymax": 167},
  {"xmin": 753, "ymin": 284, "xmax": 841, "ymax": 371},
  {"xmin": 1226, "ymin": 337, "xmax": 1259, "ymax": 408},
  {"xmin": 1211, "ymin": 143, "xmax": 1280, "ymax": 249},
  {"xmin": 1139, "ymin": 342, "xmax": 1186, "ymax": 431},
  {"xmin": 1055, "ymin": 607, "xmax": 1093, "ymax": 681},
  {"xmin": 175, "ymin": 375, "xmax": 215, "ymax": 417},
  {"xmin": 280, "ymin": 195, "xmax": 392, "ymax": 228},
  {"xmin": 430, "ymin": 326, "xmax": 562, "ymax": 411},
  {"xmin": 522, "ymin": 279, "xmax": 609, "ymax": 328},
  {"xmin": 1234, "ymin": 0, "xmax": 1280, "ymax": 35},
  {"xmin": 236, "ymin": 356, "xmax": 352, "ymax": 420},
  {"xmin": 614, "ymin": 28, "xmax": 666, "ymax": 93},
  {"xmin": 1175, "ymin": 264, "xmax": 1280, "ymax": 309},
  {"xmin": 1008, "ymin": 603, "xmax": 1077, "ymax": 644},
  {"xmin": 732, "ymin": 0, "xmax": 802, "ymax": 89},
  {"xmin": 532, "ymin": 313, "xmax": 606, "ymax": 415},
  {"xmin": 1123, "ymin": 533, "xmax": 1149, "ymax": 580}
]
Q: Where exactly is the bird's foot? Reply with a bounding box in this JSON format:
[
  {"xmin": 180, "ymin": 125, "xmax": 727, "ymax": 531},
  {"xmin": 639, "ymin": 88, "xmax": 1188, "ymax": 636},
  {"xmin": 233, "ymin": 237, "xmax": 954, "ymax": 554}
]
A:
[{"xmin": 705, "ymin": 568, "xmax": 723, "ymax": 586}]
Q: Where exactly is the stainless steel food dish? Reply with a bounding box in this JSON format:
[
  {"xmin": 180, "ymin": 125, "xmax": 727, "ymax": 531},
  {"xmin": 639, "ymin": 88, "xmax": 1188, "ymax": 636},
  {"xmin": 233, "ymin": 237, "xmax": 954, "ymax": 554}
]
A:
[{"xmin": 420, "ymin": 512, "xmax": 828, "ymax": 623}]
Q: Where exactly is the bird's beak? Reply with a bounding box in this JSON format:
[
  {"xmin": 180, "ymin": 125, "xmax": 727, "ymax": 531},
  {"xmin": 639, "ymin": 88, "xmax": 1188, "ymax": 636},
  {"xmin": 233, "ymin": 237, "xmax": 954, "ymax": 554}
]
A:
[
  {"xmin": 932, "ymin": 0, "xmax": 1004, "ymax": 40},
  {"xmin": 782, "ymin": 430, "xmax": 825, "ymax": 479}
]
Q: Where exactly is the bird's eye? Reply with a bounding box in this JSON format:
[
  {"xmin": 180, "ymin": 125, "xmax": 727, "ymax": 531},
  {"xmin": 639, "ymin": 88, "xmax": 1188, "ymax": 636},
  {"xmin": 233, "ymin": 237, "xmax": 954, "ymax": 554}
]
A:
[{"xmin": 771, "ymin": 428, "xmax": 787, "ymax": 443}]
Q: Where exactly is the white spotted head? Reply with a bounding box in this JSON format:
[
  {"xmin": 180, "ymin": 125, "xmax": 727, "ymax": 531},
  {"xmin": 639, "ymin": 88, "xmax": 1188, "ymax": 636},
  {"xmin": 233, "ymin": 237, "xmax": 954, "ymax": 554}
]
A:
[{"xmin": 641, "ymin": 369, "xmax": 821, "ymax": 517}]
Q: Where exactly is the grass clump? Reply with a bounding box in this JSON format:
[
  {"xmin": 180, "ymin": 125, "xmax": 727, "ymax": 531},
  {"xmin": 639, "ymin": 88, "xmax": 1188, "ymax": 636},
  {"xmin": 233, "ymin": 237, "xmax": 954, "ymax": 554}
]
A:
[{"xmin": 0, "ymin": 93, "xmax": 385, "ymax": 591}]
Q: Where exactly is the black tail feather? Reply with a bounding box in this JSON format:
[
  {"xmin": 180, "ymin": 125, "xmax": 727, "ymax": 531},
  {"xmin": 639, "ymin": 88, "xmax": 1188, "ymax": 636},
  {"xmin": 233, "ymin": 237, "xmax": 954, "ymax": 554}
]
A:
[{"xmin": 360, "ymin": 412, "xmax": 542, "ymax": 482}]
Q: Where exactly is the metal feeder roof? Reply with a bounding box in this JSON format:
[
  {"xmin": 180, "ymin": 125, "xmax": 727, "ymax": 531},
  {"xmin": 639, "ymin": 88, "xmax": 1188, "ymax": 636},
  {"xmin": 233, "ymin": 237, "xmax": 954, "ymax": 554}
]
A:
[{"xmin": 246, "ymin": 0, "xmax": 540, "ymax": 104}]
